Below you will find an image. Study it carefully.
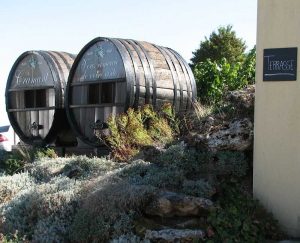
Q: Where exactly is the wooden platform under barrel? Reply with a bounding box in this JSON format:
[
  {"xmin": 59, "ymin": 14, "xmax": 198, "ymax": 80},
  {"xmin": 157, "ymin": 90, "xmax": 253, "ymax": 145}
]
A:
[
  {"xmin": 6, "ymin": 51, "xmax": 77, "ymax": 146},
  {"xmin": 66, "ymin": 37, "xmax": 197, "ymax": 146}
]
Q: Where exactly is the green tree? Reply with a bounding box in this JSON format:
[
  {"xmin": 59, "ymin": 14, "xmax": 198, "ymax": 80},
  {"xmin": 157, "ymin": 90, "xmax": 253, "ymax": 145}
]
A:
[
  {"xmin": 240, "ymin": 45, "xmax": 256, "ymax": 85},
  {"xmin": 193, "ymin": 46, "xmax": 256, "ymax": 104},
  {"xmin": 190, "ymin": 25, "xmax": 246, "ymax": 67}
]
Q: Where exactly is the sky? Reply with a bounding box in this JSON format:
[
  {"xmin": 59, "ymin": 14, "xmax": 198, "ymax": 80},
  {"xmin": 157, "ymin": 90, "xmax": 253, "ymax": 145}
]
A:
[{"xmin": 0, "ymin": 0, "xmax": 257, "ymax": 126}]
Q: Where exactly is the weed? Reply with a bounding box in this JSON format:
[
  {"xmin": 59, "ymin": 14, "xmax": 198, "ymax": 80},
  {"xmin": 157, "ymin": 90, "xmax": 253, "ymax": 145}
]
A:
[{"xmin": 97, "ymin": 104, "xmax": 178, "ymax": 161}]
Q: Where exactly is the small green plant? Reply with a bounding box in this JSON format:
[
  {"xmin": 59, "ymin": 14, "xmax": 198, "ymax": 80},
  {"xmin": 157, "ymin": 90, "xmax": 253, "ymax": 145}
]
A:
[
  {"xmin": 206, "ymin": 180, "xmax": 286, "ymax": 242},
  {"xmin": 0, "ymin": 147, "xmax": 58, "ymax": 175},
  {"xmin": 0, "ymin": 231, "xmax": 26, "ymax": 243},
  {"xmin": 194, "ymin": 58, "xmax": 245, "ymax": 104},
  {"xmin": 97, "ymin": 104, "xmax": 178, "ymax": 161},
  {"xmin": 0, "ymin": 151, "xmax": 25, "ymax": 175},
  {"xmin": 34, "ymin": 148, "xmax": 57, "ymax": 160}
]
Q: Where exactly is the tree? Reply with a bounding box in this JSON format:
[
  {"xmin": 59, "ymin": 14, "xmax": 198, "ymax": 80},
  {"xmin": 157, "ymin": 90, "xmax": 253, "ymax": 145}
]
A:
[
  {"xmin": 193, "ymin": 46, "xmax": 256, "ymax": 104},
  {"xmin": 239, "ymin": 45, "xmax": 256, "ymax": 85},
  {"xmin": 190, "ymin": 25, "xmax": 246, "ymax": 67}
]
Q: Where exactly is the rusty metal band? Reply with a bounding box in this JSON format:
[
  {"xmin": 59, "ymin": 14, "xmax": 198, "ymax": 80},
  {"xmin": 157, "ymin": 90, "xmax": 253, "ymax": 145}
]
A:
[
  {"xmin": 170, "ymin": 49, "xmax": 197, "ymax": 101},
  {"xmin": 162, "ymin": 48, "xmax": 184, "ymax": 111},
  {"xmin": 53, "ymin": 51, "xmax": 73, "ymax": 70},
  {"xmin": 132, "ymin": 41, "xmax": 157, "ymax": 108},
  {"xmin": 110, "ymin": 38, "xmax": 135, "ymax": 110},
  {"xmin": 167, "ymin": 48, "xmax": 192, "ymax": 110},
  {"xmin": 126, "ymin": 39, "xmax": 151, "ymax": 105},
  {"xmin": 46, "ymin": 51, "xmax": 65, "ymax": 82},
  {"xmin": 153, "ymin": 44, "xmax": 179, "ymax": 110},
  {"xmin": 117, "ymin": 39, "xmax": 140, "ymax": 108}
]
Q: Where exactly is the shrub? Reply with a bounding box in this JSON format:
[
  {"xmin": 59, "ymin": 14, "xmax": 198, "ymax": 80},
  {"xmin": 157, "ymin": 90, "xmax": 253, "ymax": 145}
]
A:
[
  {"xmin": 0, "ymin": 150, "xmax": 26, "ymax": 175},
  {"xmin": 182, "ymin": 179, "xmax": 216, "ymax": 198},
  {"xmin": 0, "ymin": 147, "xmax": 58, "ymax": 175},
  {"xmin": 28, "ymin": 157, "xmax": 70, "ymax": 182},
  {"xmin": 69, "ymin": 179, "xmax": 156, "ymax": 242},
  {"xmin": 34, "ymin": 148, "xmax": 57, "ymax": 160},
  {"xmin": 118, "ymin": 144, "xmax": 248, "ymax": 194},
  {"xmin": 153, "ymin": 144, "xmax": 249, "ymax": 179},
  {"xmin": 193, "ymin": 47, "xmax": 255, "ymax": 105},
  {"xmin": 0, "ymin": 147, "xmax": 279, "ymax": 242},
  {"xmin": 0, "ymin": 175, "xmax": 83, "ymax": 242},
  {"xmin": 97, "ymin": 104, "xmax": 178, "ymax": 161},
  {"xmin": 0, "ymin": 231, "xmax": 26, "ymax": 242},
  {"xmin": 0, "ymin": 172, "xmax": 34, "ymax": 204},
  {"xmin": 194, "ymin": 58, "xmax": 243, "ymax": 104},
  {"xmin": 206, "ymin": 180, "xmax": 286, "ymax": 242},
  {"xmin": 27, "ymin": 155, "xmax": 122, "ymax": 183},
  {"xmin": 61, "ymin": 156, "xmax": 122, "ymax": 180}
]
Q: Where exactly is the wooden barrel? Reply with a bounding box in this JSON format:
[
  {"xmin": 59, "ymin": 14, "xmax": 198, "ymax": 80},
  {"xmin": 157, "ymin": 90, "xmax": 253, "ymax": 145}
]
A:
[
  {"xmin": 66, "ymin": 37, "xmax": 197, "ymax": 146},
  {"xmin": 6, "ymin": 51, "xmax": 78, "ymax": 146}
]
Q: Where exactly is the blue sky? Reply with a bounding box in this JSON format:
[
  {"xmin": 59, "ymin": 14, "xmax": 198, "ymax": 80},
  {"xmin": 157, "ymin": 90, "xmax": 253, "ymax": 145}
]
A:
[{"xmin": 0, "ymin": 0, "xmax": 257, "ymax": 125}]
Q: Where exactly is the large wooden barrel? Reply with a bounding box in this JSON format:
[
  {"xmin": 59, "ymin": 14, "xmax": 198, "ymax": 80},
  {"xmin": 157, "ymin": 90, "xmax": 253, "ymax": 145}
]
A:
[
  {"xmin": 65, "ymin": 37, "xmax": 197, "ymax": 146},
  {"xmin": 6, "ymin": 51, "xmax": 77, "ymax": 146}
]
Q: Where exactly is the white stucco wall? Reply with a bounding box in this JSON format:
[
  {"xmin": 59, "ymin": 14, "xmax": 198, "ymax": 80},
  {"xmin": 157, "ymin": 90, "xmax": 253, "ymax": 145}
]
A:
[{"xmin": 254, "ymin": 0, "xmax": 300, "ymax": 237}]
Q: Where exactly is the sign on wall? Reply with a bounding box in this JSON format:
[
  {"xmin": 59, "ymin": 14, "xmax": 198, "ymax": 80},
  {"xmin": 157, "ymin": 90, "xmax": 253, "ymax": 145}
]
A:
[{"xmin": 263, "ymin": 47, "xmax": 297, "ymax": 81}]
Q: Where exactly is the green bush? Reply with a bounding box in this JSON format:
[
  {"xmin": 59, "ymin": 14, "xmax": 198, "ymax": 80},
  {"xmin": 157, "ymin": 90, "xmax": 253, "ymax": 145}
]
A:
[
  {"xmin": 191, "ymin": 25, "xmax": 255, "ymax": 105},
  {"xmin": 0, "ymin": 151, "xmax": 25, "ymax": 175},
  {"xmin": 194, "ymin": 55, "xmax": 255, "ymax": 105},
  {"xmin": 0, "ymin": 147, "xmax": 58, "ymax": 175},
  {"xmin": 0, "ymin": 231, "xmax": 26, "ymax": 243},
  {"xmin": 34, "ymin": 147, "xmax": 57, "ymax": 160}
]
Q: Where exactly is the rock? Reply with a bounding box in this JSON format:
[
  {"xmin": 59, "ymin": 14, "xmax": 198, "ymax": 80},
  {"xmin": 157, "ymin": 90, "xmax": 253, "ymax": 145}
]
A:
[
  {"xmin": 131, "ymin": 144, "xmax": 166, "ymax": 162},
  {"xmin": 193, "ymin": 118, "xmax": 253, "ymax": 152},
  {"xmin": 226, "ymin": 85, "xmax": 255, "ymax": 110},
  {"xmin": 142, "ymin": 145, "xmax": 166, "ymax": 161},
  {"xmin": 207, "ymin": 118, "xmax": 253, "ymax": 152},
  {"xmin": 110, "ymin": 234, "xmax": 150, "ymax": 243},
  {"xmin": 145, "ymin": 229, "xmax": 205, "ymax": 242},
  {"xmin": 134, "ymin": 217, "xmax": 169, "ymax": 236},
  {"xmin": 145, "ymin": 191, "xmax": 214, "ymax": 217},
  {"xmin": 64, "ymin": 166, "xmax": 83, "ymax": 179},
  {"xmin": 175, "ymin": 218, "xmax": 206, "ymax": 229},
  {"xmin": 182, "ymin": 179, "xmax": 217, "ymax": 198},
  {"xmin": 134, "ymin": 216, "xmax": 206, "ymax": 235}
]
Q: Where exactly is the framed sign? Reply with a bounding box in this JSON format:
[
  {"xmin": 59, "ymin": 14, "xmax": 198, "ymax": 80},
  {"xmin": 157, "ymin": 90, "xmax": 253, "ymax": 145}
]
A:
[{"xmin": 263, "ymin": 47, "xmax": 297, "ymax": 81}]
